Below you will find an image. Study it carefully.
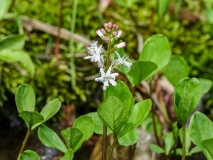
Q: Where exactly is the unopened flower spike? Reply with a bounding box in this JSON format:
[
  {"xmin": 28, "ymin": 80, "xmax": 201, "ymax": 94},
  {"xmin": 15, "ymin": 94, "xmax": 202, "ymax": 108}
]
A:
[{"xmin": 95, "ymin": 66, "xmax": 119, "ymax": 90}]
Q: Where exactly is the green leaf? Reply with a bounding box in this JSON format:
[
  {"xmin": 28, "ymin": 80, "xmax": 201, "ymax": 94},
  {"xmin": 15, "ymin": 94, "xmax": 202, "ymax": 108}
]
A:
[
  {"xmin": 87, "ymin": 112, "xmax": 112, "ymax": 135},
  {"xmin": 120, "ymin": 99, "xmax": 152, "ymax": 137},
  {"xmin": 157, "ymin": 0, "xmax": 169, "ymax": 19},
  {"xmin": 18, "ymin": 150, "xmax": 40, "ymax": 160},
  {"xmin": 139, "ymin": 34, "xmax": 171, "ymax": 76},
  {"xmin": 0, "ymin": 0, "xmax": 12, "ymax": 20},
  {"xmin": 141, "ymin": 113, "xmax": 162, "ymax": 137},
  {"xmin": 118, "ymin": 128, "xmax": 139, "ymax": 146},
  {"xmin": 19, "ymin": 111, "xmax": 43, "ymax": 130},
  {"xmin": 15, "ymin": 84, "xmax": 36, "ymax": 113},
  {"xmin": 0, "ymin": 50, "xmax": 35, "ymax": 77},
  {"xmin": 61, "ymin": 149, "xmax": 74, "ymax": 160},
  {"xmin": 189, "ymin": 146, "xmax": 202, "ymax": 154},
  {"xmin": 164, "ymin": 56, "xmax": 189, "ymax": 86},
  {"xmin": 189, "ymin": 111, "xmax": 213, "ymax": 159},
  {"xmin": 0, "ymin": 49, "xmax": 20, "ymax": 62},
  {"xmin": 198, "ymin": 78, "xmax": 212, "ymax": 96},
  {"xmin": 1, "ymin": 12, "xmax": 17, "ymax": 20},
  {"xmin": 164, "ymin": 132, "xmax": 174, "ymax": 155},
  {"xmin": 98, "ymin": 96, "xmax": 129, "ymax": 137},
  {"xmin": 126, "ymin": 61, "xmax": 157, "ymax": 87},
  {"xmin": 201, "ymin": 138, "xmax": 213, "ymax": 159},
  {"xmin": 73, "ymin": 115, "xmax": 95, "ymax": 151},
  {"xmin": 38, "ymin": 124, "xmax": 67, "ymax": 153},
  {"xmin": 150, "ymin": 144, "xmax": 165, "ymax": 153},
  {"xmin": 179, "ymin": 127, "xmax": 191, "ymax": 154},
  {"xmin": 176, "ymin": 148, "xmax": 183, "ymax": 155},
  {"xmin": 0, "ymin": 35, "xmax": 26, "ymax": 51},
  {"xmin": 172, "ymin": 122, "xmax": 179, "ymax": 143},
  {"xmin": 32, "ymin": 99, "xmax": 61, "ymax": 130},
  {"xmin": 60, "ymin": 127, "xmax": 83, "ymax": 151},
  {"xmin": 104, "ymin": 81, "xmax": 134, "ymax": 109},
  {"xmin": 174, "ymin": 78, "xmax": 202, "ymax": 125}
]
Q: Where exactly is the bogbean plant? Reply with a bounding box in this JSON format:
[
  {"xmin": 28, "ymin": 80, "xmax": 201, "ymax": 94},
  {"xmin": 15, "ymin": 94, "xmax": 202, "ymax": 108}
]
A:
[
  {"xmin": 15, "ymin": 84, "xmax": 95, "ymax": 160},
  {"xmin": 13, "ymin": 22, "xmax": 213, "ymax": 160}
]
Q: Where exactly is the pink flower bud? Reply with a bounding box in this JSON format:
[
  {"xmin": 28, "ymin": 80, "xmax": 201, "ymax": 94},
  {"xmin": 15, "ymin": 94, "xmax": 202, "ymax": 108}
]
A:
[
  {"xmin": 105, "ymin": 37, "xmax": 111, "ymax": 43},
  {"xmin": 115, "ymin": 42, "xmax": 126, "ymax": 48},
  {"xmin": 104, "ymin": 23, "xmax": 108, "ymax": 28},
  {"xmin": 107, "ymin": 28, "xmax": 112, "ymax": 33},
  {"xmin": 113, "ymin": 31, "xmax": 118, "ymax": 36},
  {"xmin": 113, "ymin": 24, "xmax": 119, "ymax": 29},
  {"xmin": 115, "ymin": 30, "xmax": 122, "ymax": 38},
  {"xmin": 96, "ymin": 29, "xmax": 104, "ymax": 38},
  {"xmin": 108, "ymin": 22, "xmax": 112, "ymax": 28},
  {"xmin": 100, "ymin": 28, "xmax": 106, "ymax": 34}
]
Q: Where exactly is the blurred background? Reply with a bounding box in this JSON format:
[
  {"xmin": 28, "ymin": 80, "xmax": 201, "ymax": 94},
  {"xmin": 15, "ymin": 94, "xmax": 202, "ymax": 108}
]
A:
[{"xmin": 0, "ymin": 0, "xmax": 213, "ymax": 159}]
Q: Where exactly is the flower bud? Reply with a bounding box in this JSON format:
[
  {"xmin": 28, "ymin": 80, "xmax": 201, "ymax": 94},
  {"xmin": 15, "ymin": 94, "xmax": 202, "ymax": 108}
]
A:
[
  {"xmin": 115, "ymin": 30, "xmax": 122, "ymax": 38},
  {"xmin": 105, "ymin": 37, "xmax": 111, "ymax": 43},
  {"xmin": 96, "ymin": 29, "xmax": 104, "ymax": 39},
  {"xmin": 113, "ymin": 24, "xmax": 119, "ymax": 29},
  {"xmin": 113, "ymin": 31, "xmax": 118, "ymax": 36},
  {"xmin": 115, "ymin": 42, "xmax": 126, "ymax": 48},
  {"xmin": 100, "ymin": 28, "xmax": 106, "ymax": 34},
  {"xmin": 107, "ymin": 28, "xmax": 112, "ymax": 33},
  {"xmin": 108, "ymin": 22, "xmax": 112, "ymax": 28},
  {"xmin": 104, "ymin": 23, "xmax": 108, "ymax": 28}
]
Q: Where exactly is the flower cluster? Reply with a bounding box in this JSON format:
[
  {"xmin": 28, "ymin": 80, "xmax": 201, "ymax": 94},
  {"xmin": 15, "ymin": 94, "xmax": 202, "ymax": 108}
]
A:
[{"xmin": 84, "ymin": 22, "xmax": 132, "ymax": 90}]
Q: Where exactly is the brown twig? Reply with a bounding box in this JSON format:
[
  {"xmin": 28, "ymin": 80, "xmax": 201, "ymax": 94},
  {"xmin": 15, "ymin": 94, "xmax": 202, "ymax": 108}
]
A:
[{"xmin": 21, "ymin": 16, "xmax": 92, "ymax": 46}]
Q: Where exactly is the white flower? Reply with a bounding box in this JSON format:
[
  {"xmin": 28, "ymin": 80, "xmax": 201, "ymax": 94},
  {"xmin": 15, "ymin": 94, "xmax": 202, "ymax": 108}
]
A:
[
  {"xmin": 114, "ymin": 51, "xmax": 132, "ymax": 68},
  {"xmin": 84, "ymin": 41, "xmax": 104, "ymax": 68},
  {"xmin": 95, "ymin": 66, "xmax": 119, "ymax": 90}
]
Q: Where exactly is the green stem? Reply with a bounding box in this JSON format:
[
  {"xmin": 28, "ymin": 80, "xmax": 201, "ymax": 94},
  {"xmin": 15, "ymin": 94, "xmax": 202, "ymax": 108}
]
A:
[
  {"xmin": 182, "ymin": 125, "xmax": 186, "ymax": 160},
  {"xmin": 102, "ymin": 124, "xmax": 107, "ymax": 160},
  {"xmin": 106, "ymin": 43, "xmax": 111, "ymax": 69},
  {"xmin": 17, "ymin": 129, "xmax": 31, "ymax": 159},
  {"xmin": 106, "ymin": 138, "xmax": 117, "ymax": 160},
  {"xmin": 0, "ymin": 62, "xmax": 2, "ymax": 89},
  {"xmin": 102, "ymin": 42, "xmax": 112, "ymax": 160},
  {"xmin": 69, "ymin": 0, "xmax": 78, "ymax": 87}
]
